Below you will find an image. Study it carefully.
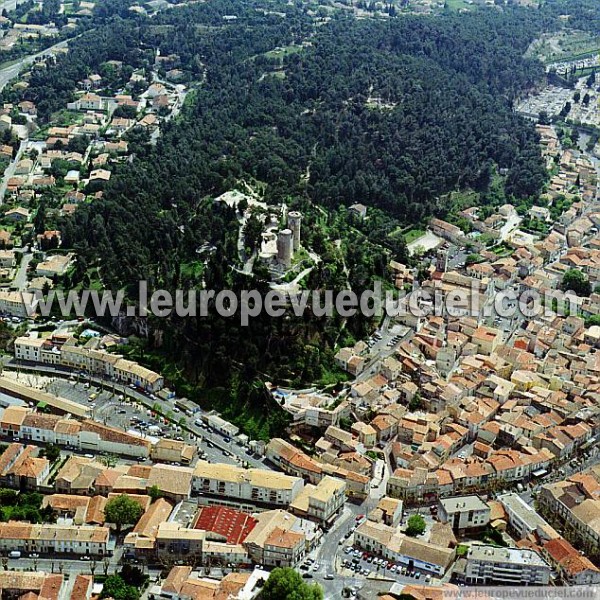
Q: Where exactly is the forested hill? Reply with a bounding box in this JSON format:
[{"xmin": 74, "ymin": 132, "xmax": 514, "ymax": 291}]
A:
[
  {"xmin": 28, "ymin": 0, "xmax": 571, "ymax": 436},
  {"xmin": 59, "ymin": 2, "xmax": 550, "ymax": 284}
]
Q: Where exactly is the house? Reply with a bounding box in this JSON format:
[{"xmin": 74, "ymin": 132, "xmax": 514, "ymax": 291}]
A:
[
  {"xmin": 150, "ymin": 438, "xmax": 195, "ymax": 465},
  {"xmin": 18, "ymin": 100, "xmax": 36, "ymax": 115},
  {"xmin": 36, "ymin": 253, "xmax": 73, "ymax": 278},
  {"xmin": 542, "ymin": 537, "xmax": 600, "ymax": 585},
  {"xmin": 0, "ymin": 249, "xmax": 15, "ymax": 268},
  {"xmin": 71, "ymin": 93, "xmax": 104, "ymax": 111},
  {"xmin": 89, "ymin": 169, "xmax": 111, "ymax": 182},
  {"xmin": 4, "ymin": 207, "xmax": 30, "ymax": 222},
  {"xmin": 0, "ymin": 114, "xmax": 11, "ymax": 132}
]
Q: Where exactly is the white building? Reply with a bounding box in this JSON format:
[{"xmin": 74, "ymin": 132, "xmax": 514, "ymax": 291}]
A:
[
  {"xmin": 465, "ymin": 545, "xmax": 551, "ymax": 585},
  {"xmin": 0, "ymin": 291, "xmax": 36, "ymax": 318},
  {"xmin": 14, "ymin": 336, "xmax": 45, "ymax": 362},
  {"xmin": 498, "ymin": 493, "xmax": 559, "ymax": 542},
  {"xmin": 192, "ymin": 460, "xmax": 303, "ymax": 507},
  {"xmin": 438, "ymin": 495, "xmax": 491, "ymax": 534},
  {"xmin": 0, "ymin": 522, "xmax": 110, "ymax": 556}
]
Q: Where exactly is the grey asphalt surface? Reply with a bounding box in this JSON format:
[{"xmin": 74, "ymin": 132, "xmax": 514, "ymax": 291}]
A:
[{"xmin": 6, "ymin": 360, "xmax": 270, "ymax": 469}]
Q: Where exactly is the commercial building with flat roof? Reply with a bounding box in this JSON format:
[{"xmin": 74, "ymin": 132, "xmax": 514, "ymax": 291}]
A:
[
  {"xmin": 465, "ymin": 544, "xmax": 551, "ymax": 585},
  {"xmin": 498, "ymin": 492, "xmax": 559, "ymax": 542}
]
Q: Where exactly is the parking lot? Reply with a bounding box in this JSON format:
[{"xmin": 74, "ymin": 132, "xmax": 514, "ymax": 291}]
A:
[
  {"xmin": 15, "ymin": 373, "xmax": 247, "ymax": 467},
  {"xmin": 338, "ymin": 546, "xmax": 437, "ymax": 585}
]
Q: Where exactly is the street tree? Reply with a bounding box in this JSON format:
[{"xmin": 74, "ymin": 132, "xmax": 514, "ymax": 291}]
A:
[
  {"xmin": 261, "ymin": 567, "xmax": 323, "ymax": 600},
  {"xmin": 100, "ymin": 575, "xmax": 140, "ymax": 600}
]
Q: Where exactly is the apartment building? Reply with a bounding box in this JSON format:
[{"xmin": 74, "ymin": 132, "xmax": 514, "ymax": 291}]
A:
[
  {"xmin": 263, "ymin": 527, "xmax": 305, "ymax": 568},
  {"xmin": 13, "ymin": 336, "xmax": 164, "ymax": 392},
  {"xmin": 289, "ymin": 476, "xmax": 346, "ymax": 526},
  {"xmin": 0, "ymin": 291, "xmax": 36, "ymax": 317},
  {"xmin": 14, "ymin": 336, "xmax": 46, "ymax": 362},
  {"xmin": 498, "ymin": 493, "xmax": 559, "ymax": 542},
  {"xmin": 465, "ymin": 545, "xmax": 551, "ymax": 585},
  {"xmin": 438, "ymin": 495, "xmax": 490, "ymax": 535},
  {"xmin": 192, "ymin": 460, "xmax": 304, "ymax": 507},
  {"xmin": 0, "ymin": 522, "xmax": 110, "ymax": 556}
]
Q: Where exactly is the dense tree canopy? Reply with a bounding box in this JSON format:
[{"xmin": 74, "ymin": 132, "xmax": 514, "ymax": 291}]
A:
[
  {"xmin": 104, "ymin": 494, "xmax": 144, "ymax": 532},
  {"xmin": 8, "ymin": 0, "xmax": 583, "ymax": 436},
  {"xmin": 260, "ymin": 568, "xmax": 323, "ymax": 600}
]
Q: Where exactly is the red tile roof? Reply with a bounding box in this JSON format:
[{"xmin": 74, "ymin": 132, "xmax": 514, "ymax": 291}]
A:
[{"xmin": 194, "ymin": 505, "xmax": 257, "ymax": 545}]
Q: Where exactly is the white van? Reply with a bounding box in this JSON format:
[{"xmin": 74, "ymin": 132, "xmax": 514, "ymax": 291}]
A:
[{"xmin": 8, "ymin": 551, "xmax": 21, "ymax": 559}]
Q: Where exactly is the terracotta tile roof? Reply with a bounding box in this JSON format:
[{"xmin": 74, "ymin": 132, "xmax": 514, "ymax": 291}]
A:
[
  {"xmin": 194, "ymin": 505, "xmax": 257, "ymax": 545},
  {"xmin": 264, "ymin": 526, "xmax": 304, "ymax": 549},
  {"xmin": 132, "ymin": 498, "xmax": 173, "ymax": 540},
  {"xmin": 85, "ymin": 495, "xmax": 106, "ymax": 524},
  {"xmin": 42, "ymin": 494, "xmax": 90, "ymax": 513},
  {"xmin": 70, "ymin": 574, "xmax": 92, "ymax": 600}
]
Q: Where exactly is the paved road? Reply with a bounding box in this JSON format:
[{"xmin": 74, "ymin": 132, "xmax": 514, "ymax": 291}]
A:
[
  {"xmin": 0, "ymin": 38, "xmax": 70, "ymax": 95},
  {"xmin": 12, "ymin": 250, "xmax": 32, "ymax": 291},
  {"xmin": 0, "ymin": 140, "xmax": 26, "ymax": 202},
  {"xmin": 5, "ymin": 360, "xmax": 270, "ymax": 470},
  {"xmin": 8, "ymin": 554, "xmax": 120, "ymax": 576}
]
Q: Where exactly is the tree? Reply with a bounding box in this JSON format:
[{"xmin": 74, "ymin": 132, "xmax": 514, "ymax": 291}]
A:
[
  {"xmin": 560, "ymin": 102, "xmax": 572, "ymax": 118},
  {"xmin": 41, "ymin": 443, "xmax": 61, "ymax": 462},
  {"xmin": 99, "ymin": 454, "xmax": 118, "ymax": 468},
  {"xmin": 538, "ymin": 110, "xmax": 550, "ymax": 125},
  {"xmin": 408, "ymin": 392, "xmax": 423, "ymax": 412},
  {"xmin": 586, "ymin": 71, "xmax": 596, "ymax": 88},
  {"xmin": 561, "ymin": 269, "xmax": 591, "ymax": 297},
  {"xmin": 261, "ymin": 568, "xmax": 323, "ymax": 600},
  {"xmin": 100, "ymin": 574, "xmax": 140, "ymax": 600},
  {"xmin": 406, "ymin": 514, "xmax": 426, "ymax": 537},
  {"xmin": 104, "ymin": 495, "xmax": 143, "ymax": 533},
  {"xmin": 148, "ymin": 485, "xmax": 163, "ymax": 502}
]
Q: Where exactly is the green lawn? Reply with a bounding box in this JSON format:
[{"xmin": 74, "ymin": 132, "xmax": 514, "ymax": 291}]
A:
[
  {"xmin": 404, "ymin": 228, "xmax": 426, "ymax": 245},
  {"xmin": 264, "ymin": 44, "xmax": 305, "ymax": 60},
  {"xmin": 444, "ymin": 0, "xmax": 471, "ymax": 10}
]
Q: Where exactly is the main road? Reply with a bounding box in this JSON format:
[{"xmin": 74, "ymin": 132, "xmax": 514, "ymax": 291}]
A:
[{"xmin": 0, "ymin": 38, "xmax": 71, "ymax": 94}]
